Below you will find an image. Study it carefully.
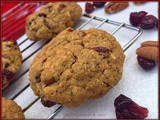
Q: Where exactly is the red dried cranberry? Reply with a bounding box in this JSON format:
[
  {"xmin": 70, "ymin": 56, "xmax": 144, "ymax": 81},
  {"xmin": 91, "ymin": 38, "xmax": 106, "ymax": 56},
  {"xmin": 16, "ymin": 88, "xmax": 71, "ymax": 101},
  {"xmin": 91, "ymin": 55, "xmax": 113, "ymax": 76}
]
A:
[
  {"xmin": 93, "ymin": 47, "xmax": 109, "ymax": 53},
  {"xmin": 11, "ymin": 41, "xmax": 17, "ymax": 45},
  {"xmin": 2, "ymin": 68, "xmax": 14, "ymax": 81},
  {"xmin": 140, "ymin": 15, "xmax": 158, "ymax": 29},
  {"xmin": 93, "ymin": 2, "xmax": 106, "ymax": 8},
  {"xmin": 41, "ymin": 98, "xmax": 56, "ymax": 107},
  {"xmin": 38, "ymin": 13, "xmax": 47, "ymax": 17},
  {"xmin": 137, "ymin": 56, "xmax": 156, "ymax": 71},
  {"xmin": 129, "ymin": 11, "xmax": 148, "ymax": 26},
  {"xmin": 114, "ymin": 94, "xmax": 149, "ymax": 119},
  {"xmin": 156, "ymin": 19, "xmax": 158, "ymax": 28},
  {"xmin": 85, "ymin": 3, "xmax": 95, "ymax": 14}
]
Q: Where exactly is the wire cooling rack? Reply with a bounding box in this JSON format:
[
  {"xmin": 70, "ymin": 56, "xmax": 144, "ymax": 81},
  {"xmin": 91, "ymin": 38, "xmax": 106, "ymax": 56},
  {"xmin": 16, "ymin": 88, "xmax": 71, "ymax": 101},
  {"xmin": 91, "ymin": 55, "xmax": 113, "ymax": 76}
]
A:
[{"xmin": 2, "ymin": 2, "xmax": 142, "ymax": 119}]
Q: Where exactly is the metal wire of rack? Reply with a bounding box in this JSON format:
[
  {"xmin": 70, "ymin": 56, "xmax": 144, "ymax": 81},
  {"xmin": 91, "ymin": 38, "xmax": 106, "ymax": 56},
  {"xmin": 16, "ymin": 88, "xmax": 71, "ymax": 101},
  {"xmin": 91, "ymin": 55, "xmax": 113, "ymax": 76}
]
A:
[{"xmin": 2, "ymin": 2, "xmax": 142, "ymax": 119}]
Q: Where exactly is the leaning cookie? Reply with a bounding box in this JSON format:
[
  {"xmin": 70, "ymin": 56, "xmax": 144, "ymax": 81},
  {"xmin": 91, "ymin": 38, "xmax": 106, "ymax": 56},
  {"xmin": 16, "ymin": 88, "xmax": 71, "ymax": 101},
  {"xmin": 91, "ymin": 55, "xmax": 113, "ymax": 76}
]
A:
[
  {"xmin": 28, "ymin": 28, "xmax": 125, "ymax": 108},
  {"xmin": 2, "ymin": 41, "xmax": 22, "ymax": 89},
  {"xmin": 26, "ymin": 2, "xmax": 82, "ymax": 41},
  {"xmin": 2, "ymin": 97, "xmax": 25, "ymax": 119}
]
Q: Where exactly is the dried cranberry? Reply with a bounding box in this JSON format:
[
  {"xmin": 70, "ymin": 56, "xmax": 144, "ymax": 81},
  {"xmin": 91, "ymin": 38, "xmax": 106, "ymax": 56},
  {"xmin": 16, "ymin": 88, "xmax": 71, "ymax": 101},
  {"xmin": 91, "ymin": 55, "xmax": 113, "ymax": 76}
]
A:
[
  {"xmin": 93, "ymin": 47, "xmax": 109, "ymax": 53},
  {"xmin": 81, "ymin": 31, "xmax": 86, "ymax": 37},
  {"xmin": 93, "ymin": 2, "xmax": 106, "ymax": 8},
  {"xmin": 115, "ymin": 94, "xmax": 149, "ymax": 119},
  {"xmin": 35, "ymin": 75, "xmax": 41, "ymax": 83},
  {"xmin": 58, "ymin": 4, "xmax": 66, "ymax": 12},
  {"xmin": 11, "ymin": 41, "xmax": 17, "ymax": 45},
  {"xmin": 129, "ymin": 11, "xmax": 148, "ymax": 26},
  {"xmin": 140, "ymin": 15, "xmax": 158, "ymax": 29},
  {"xmin": 2, "ymin": 68, "xmax": 14, "ymax": 81},
  {"xmin": 38, "ymin": 13, "xmax": 47, "ymax": 17},
  {"xmin": 137, "ymin": 56, "xmax": 156, "ymax": 71},
  {"xmin": 85, "ymin": 3, "xmax": 95, "ymax": 14},
  {"xmin": 156, "ymin": 19, "xmax": 158, "ymax": 28},
  {"xmin": 4, "ymin": 63, "xmax": 9, "ymax": 68},
  {"xmin": 41, "ymin": 98, "xmax": 56, "ymax": 107}
]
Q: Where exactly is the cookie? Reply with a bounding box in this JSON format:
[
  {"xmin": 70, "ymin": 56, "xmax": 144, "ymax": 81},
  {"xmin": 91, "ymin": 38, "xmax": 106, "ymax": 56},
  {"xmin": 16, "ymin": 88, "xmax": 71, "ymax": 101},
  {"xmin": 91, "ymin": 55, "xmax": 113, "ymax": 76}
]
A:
[
  {"xmin": 28, "ymin": 28, "xmax": 125, "ymax": 108},
  {"xmin": 2, "ymin": 97, "xmax": 25, "ymax": 119},
  {"xmin": 2, "ymin": 41, "xmax": 22, "ymax": 89},
  {"xmin": 26, "ymin": 2, "xmax": 82, "ymax": 41}
]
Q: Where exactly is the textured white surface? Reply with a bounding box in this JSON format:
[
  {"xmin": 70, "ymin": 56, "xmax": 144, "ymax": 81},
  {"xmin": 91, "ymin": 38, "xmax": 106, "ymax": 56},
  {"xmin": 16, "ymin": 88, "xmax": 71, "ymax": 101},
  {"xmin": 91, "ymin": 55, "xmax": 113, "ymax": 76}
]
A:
[{"xmin": 2, "ymin": 2, "xmax": 158, "ymax": 119}]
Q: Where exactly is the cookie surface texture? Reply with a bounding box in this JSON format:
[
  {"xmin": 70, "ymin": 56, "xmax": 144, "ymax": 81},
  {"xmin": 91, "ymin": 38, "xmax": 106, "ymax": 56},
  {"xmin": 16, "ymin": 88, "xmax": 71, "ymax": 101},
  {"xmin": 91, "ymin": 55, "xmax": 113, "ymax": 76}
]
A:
[
  {"xmin": 2, "ymin": 97, "xmax": 25, "ymax": 119},
  {"xmin": 26, "ymin": 2, "xmax": 82, "ymax": 41},
  {"xmin": 2, "ymin": 41, "xmax": 22, "ymax": 89},
  {"xmin": 28, "ymin": 28, "xmax": 125, "ymax": 107}
]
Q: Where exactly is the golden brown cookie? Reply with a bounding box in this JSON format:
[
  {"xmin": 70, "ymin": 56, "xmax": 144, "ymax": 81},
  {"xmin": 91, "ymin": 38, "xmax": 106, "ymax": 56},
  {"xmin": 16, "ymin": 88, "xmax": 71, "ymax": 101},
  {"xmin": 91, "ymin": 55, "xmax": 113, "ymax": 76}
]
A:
[
  {"xmin": 2, "ymin": 97, "xmax": 25, "ymax": 119},
  {"xmin": 2, "ymin": 41, "xmax": 22, "ymax": 90},
  {"xmin": 28, "ymin": 28, "xmax": 125, "ymax": 108},
  {"xmin": 26, "ymin": 2, "xmax": 82, "ymax": 41}
]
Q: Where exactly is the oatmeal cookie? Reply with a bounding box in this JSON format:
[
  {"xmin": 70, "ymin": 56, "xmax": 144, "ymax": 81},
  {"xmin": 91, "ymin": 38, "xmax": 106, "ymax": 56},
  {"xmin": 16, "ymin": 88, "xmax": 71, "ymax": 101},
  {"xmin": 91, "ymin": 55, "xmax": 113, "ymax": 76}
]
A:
[
  {"xmin": 2, "ymin": 41, "xmax": 22, "ymax": 89},
  {"xmin": 2, "ymin": 97, "xmax": 25, "ymax": 119},
  {"xmin": 28, "ymin": 28, "xmax": 125, "ymax": 108},
  {"xmin": 26, "ymin": 2, "xmax": 82, "ymax": 41}
]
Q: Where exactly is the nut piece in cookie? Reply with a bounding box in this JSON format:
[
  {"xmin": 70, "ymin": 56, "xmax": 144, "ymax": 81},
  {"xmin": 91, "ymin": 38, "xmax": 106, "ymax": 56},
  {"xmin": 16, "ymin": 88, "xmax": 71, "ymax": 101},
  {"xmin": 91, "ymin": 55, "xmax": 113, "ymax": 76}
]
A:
[
  {"xmin": 26, "ymin": 2, "xmax": 82, "ymax": 41},
  {"xmin": 28, "ymin": 27, "xmax": 125, "ymax": 108},
  {"xmin": 2, "ymin": 41, "xmax": 22, "ymax": 89},
  {"xmin": 2, "ymin": 97, "xmax": 25, "ymax": 119},
  {"xmin": 105, "ymin": 2, "xmax": 129, "ymax": 14}
]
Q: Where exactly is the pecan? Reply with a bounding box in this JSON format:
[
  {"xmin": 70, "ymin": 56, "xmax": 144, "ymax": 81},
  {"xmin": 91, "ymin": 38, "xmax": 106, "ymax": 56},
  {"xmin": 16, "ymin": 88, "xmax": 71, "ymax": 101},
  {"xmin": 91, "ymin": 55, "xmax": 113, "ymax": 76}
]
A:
[
  {"xmin": 105, "ymin": 2, "xmax": 129, "ymax": 14},
  {"xmin": 141, "ymin": 41, "xmax": 158, "ymax": 47},
  {"xmin": 136, "ymin": 41, "xmax": 158, "ymax": 61}
]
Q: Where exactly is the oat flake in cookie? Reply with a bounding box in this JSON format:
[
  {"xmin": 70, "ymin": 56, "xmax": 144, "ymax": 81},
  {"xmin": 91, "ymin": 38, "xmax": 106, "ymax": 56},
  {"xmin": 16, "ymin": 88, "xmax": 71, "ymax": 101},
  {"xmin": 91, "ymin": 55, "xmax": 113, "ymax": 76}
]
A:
[
  {"xmin": 2, "ymin": 97, "xmax": 25, "ymax": 119},
  {"xmin": 2, "ymin": 41, "xmax": 22, "ymax": 89},
  {"xmin": 28, "ymin": 28, "xmax": 125, "ymax": 108},
  {"xmin": 26, "ymin": 2, "xmax": 82, "ymax": 41}
]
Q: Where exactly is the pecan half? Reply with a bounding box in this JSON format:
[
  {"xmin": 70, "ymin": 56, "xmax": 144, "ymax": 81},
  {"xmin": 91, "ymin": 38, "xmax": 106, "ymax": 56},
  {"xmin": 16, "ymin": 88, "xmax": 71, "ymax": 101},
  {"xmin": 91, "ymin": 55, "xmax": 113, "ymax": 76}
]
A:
[
  {"xmin": 105, "ymin": 2, "xmax": 129, "ymax": 14},
  {"xmin": 136, "ymin": 41, "xmax": 158, "ymax": 61},
  {"xmin": 141, "ymin": 41, "xmax": 158, "ymax": 47}
]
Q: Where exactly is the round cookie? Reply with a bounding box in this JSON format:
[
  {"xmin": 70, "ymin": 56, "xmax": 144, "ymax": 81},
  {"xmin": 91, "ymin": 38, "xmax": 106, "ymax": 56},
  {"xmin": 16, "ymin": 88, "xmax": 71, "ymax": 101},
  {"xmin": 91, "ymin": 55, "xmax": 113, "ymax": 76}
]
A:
[
  {"xmin": 28, "ymin": 28, "xmax": 125, "ymax": 108},
  {"xmin": 26, "ymin": 2, "xmax": 82, "ymax": 41},
  {"xmin": 2, "ymin": 97, "xmax": 25, "ymax": 119},
  {"xmin": 2, "ymin": 41, "xmax": 22, "ymax": 89}
]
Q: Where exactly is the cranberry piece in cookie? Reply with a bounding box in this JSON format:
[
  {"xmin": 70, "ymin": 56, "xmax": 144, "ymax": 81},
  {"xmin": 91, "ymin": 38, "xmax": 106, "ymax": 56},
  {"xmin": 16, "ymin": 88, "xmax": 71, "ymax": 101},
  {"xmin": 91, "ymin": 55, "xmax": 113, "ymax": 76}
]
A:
[{"xmin": 41, "ymin": 98, "xmax": 56, "ymax": 107}]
